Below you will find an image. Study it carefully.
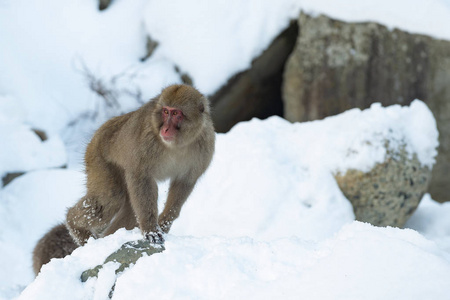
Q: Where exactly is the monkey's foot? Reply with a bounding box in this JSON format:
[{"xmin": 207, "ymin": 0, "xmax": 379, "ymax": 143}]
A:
[
  {"xmin": 145, "ymin": 231, "xmax": 165, "ymax": 245},
  {"xmin": 158, "ymin": 219, "xmax": 173, "ymax": 234}
]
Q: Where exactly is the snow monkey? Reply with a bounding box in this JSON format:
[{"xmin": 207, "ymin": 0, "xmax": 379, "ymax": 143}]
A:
[{"xmin": 32, "ymin": 84, "xmax": 215, "ymax": 275}]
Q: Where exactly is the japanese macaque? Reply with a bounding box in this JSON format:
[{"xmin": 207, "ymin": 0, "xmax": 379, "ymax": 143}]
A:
[{"xmin": 32, "ymin": 84, "xmax": 215, "ymax": 275}]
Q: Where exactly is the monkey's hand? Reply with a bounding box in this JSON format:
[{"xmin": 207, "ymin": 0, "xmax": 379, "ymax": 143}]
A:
[{"xmin": 145, "ymin": 231, "xmax": 165, "ymax": 245}]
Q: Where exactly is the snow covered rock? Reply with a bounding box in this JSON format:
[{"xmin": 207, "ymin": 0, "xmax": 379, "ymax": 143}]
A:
[
  {"xmin": 335, "ymin": 148, "xmax": 431, "ymax": 227},
  {"xmin": 331, "ymin": 100, "xmax": 438, "ymax": 227},
  {"xmin": 80, "ymin": 240, "xmax": 164, "ymax": 283}
]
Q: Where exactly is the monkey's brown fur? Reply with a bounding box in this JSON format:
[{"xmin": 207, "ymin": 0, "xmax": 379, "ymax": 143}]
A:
[
  {"xmin": 32, "ymin": 224, "xmax": 78, "ymax": 275},
  {"xmin": 32, "ymin": 84, "xmax": 215, "ymax": 275}
]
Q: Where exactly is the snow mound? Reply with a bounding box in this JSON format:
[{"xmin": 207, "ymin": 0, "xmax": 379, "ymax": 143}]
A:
[
  {"xmin": 0, "ymin": 96, "xmax": 67, "ymax": 178},
  {"xmin": 19, "ymin": 222, "xmax": 450, "ymax": 300},
  {"xmin": 0, "ymin": 169, "xmax": 85, "ymax": 297},
  {"xmin": 313, "ymin": 100, "xmax": 438, "ymax": 172},
  {"xmin": 1, "ymin": 99, "xmax": 441, "ymax": 299},
  {"xmin": 168, "ymin": 100, "xmax": 438, "ymax": 241},
  {"xmin": 0, "ymin": 1, "xmax": 449, "ymax": 299},
  {"xmin": 407, "ymin": 194, "xmax": 450, "ymax": 252}
]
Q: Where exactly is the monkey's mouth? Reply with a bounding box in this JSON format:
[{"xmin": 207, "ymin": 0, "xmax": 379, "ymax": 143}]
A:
[{"xmin": 161, "ymin": 134, "xmax": 175, "ymax": 143}]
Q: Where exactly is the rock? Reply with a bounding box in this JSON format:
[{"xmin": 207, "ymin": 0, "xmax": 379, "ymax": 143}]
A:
[
  {"xmin": 2, "ymin": 166, "xmax": 67, "ymax": 188},
  {"xmin": 140, "ymin": 36, "xmax": 159, "ymax": 62},
  {"xmin": 32, "ymin": 129, "xmax": 48, "ymax": 141},
  {"xmin": 98, "ymin": 0, "xmax": 112, "ymax": 11},
  {"xmin": 209, "ymin": 20, "xmax": 298, "ymax": 133},
  {"xmin": 334, "ymin": 146, "xmax": 431, "ymax": 227},
  {"xmin": 2, "ymin": 172, "xmax": 24, "ymax": 187},
  {"xmin": 174, "ymin": 66, "xmax": 193, "ymax": 86},
  {"xmin": 283, "ymin": 12, "xmax": 450, "ymax": 202},
  {"xmin": 80, "ymin": 240, "xmax": 164, "ymax": 298},
  {"xmin": 80, "ymin": 240, "xmax": 164, "ymax": 282}
]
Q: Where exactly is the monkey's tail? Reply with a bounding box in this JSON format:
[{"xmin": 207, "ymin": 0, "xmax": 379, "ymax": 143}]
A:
[{"xmin": 32, "ymin": 223, "xmax": 79, "ymax": 276}]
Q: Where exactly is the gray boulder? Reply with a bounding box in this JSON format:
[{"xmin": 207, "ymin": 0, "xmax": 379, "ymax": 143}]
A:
[
  {"xmin": 283, "ymin": 12, "xmax": 450, "ymax": 202},
  {"xmin": 335, "ymin": 146, "xmax": 431, "ymax": 227}
]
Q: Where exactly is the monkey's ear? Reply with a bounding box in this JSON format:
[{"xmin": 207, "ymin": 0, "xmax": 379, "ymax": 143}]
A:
[{"xmin": 199, "ymin": 103, "xmax": 205, "ymax": 113}]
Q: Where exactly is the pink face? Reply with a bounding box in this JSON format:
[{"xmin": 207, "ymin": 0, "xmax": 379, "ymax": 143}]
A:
[{"xmin": 160, "ymin": 106, "xmax": 184, "ymax": 142}]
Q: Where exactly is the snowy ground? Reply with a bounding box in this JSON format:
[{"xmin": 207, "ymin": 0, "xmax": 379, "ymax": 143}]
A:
[
  {"xmin": 3, "ymin": 101, "xmax": 450, "ymax": 299},
  {"xmin": 1, "ymin": 0, "xmax": 450, "ymax": 299}
]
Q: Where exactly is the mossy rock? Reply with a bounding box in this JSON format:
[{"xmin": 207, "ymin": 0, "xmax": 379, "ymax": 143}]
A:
[
  {"xmin": 335, "ymin": 147, "xmax": 431, "ymax": 227},
  {"xmin": 81, "ymin": 240, "xmax": 164, "ymax": 282}
]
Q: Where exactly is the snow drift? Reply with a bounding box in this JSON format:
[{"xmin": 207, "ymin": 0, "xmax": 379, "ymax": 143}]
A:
[{"xmin": 9, "ymin": 100, "xmax": 449, "ymax": 300}]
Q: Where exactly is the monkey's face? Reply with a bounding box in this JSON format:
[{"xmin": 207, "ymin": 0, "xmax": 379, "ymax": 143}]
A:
[
  {"xmin": 160, "ymin": 106, "xmax": 184, "ymax": 144},
  {"xmin": 154, "ymin": 85, "xmax": 209, "ymax": 148}
]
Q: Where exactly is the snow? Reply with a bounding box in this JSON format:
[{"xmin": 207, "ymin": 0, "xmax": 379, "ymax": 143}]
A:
[
  {"xmin": 143, "ymin": 0, "xmax": 301, "ymax": 94},
  {"xmin": 168, "ymin": 100, "xmax": 438, "ymax": 242},
  {"xmin": 0, "ymin": 96, "xmax": 67, "ymax": 178},
  {"xmin": 16, "ymin": 224, "xmax": 450, "ymax": 300},
  {"xmin": 2, "ymin": 99, "xmax": 448, "ymax": 299},
  {"xmin": 0, "ymin": 0, "xmax": 180, "ymax": 134},
  {"xmin": 2, "ymin": 0, "xmax": 450, "ymax": 135},
  {"xmin": 0, "ymin": 169, "xmax": 85, "ymax": 297},
  {"xmin": 406, "ymin": 194, "xmax": 450, "ymax": 252},
  {"xmin": 1, "ymin": 0, "xmax": 450, "ymax": 299},
  {"xmin": 143, "ymin": 0, "xmax": 450, "ymax": 94},
  {"xmin": 300, "ymin": 0, "xmax": 450, "ymax": 42}
]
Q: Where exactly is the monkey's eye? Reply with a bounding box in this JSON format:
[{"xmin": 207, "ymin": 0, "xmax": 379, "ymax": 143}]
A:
[
  {"xmin": 173, "ymin": 111, "xmax": 178, "ymax": 116},
  {"xmin": 163, "ymin": 109, "xmax": 169, "ymax": 115}
]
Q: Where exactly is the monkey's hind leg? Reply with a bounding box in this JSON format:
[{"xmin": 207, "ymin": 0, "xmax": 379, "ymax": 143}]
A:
[
  {"xmin": 66, "ymin": 196, "xmax": 106, "ymax": 246},
  {"xmin": 32, "ymin": 223, "xmax": 78, "ymax": 276},
  {"xmin": 102, "ymin": 200, "xmax": 138, "ymax": 237}
]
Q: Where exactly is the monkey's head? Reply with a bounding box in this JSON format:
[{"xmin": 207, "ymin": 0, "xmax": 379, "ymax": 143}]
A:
[{"xmin": 154, "ymin": 84, "xmax": 211, "ymax": 148}]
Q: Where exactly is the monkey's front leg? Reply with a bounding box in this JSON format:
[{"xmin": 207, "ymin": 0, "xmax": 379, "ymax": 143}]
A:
[
  {"xmin": 158, "ymin": 178, "xmax": 197, "ymax": 233},
  {"xmin": 125, "ymin": 172, "xmax": 164, "ymax": 244}
]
